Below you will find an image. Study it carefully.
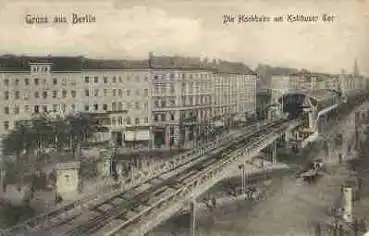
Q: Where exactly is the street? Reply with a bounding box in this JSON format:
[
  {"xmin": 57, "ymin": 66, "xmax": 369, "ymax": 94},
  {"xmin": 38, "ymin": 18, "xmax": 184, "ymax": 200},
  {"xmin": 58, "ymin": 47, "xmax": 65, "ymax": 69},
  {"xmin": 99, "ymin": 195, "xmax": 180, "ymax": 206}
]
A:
[{"xmin": 148, "ymin": 153, "xmax": 355, "ymax": 236}]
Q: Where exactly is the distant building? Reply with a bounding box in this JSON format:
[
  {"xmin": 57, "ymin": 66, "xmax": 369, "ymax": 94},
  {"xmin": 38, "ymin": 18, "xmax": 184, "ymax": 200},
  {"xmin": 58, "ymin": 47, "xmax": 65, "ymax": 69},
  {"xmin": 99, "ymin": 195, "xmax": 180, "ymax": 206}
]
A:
[
  {"xmin": 270, "ymin": 60, "xmax": 368, "ymax": 103},
  {"xmin": 0, "ymin": 54, "xmax": 257, "ymax": 149},
  {"xmin": 270, "ymin": 72, "xmax": 341, "ymax": 102}
]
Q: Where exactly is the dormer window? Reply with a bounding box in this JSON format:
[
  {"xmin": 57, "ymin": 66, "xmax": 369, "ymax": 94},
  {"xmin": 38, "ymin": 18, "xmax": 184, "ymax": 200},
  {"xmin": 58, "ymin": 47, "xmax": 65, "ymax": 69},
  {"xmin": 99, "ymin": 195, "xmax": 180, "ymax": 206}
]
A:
[{"xmin": 30, "ymin": 63, "xmax": 52, "ymax": 74}]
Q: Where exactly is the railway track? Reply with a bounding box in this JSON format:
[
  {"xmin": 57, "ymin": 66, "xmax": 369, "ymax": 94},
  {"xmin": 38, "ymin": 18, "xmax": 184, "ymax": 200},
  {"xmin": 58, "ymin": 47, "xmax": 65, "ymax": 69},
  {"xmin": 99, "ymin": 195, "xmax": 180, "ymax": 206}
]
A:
[
  {"xmin": 2, "ymin": 120, "xmax": 278, "ymax": 236},
  {"xmin": 56, "ymin": 119, "xmax": 292, "ymax": 236},
  {"xmin": 2, "ymin": 119, "xmax": 288, "ymax": 236}
]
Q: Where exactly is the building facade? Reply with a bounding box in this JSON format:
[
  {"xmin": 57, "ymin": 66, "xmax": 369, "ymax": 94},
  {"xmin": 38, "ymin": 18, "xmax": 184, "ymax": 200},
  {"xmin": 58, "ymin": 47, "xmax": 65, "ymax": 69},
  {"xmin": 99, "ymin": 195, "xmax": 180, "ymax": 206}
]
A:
[{"xmin": 0, "ymin": 54, "xmax": 257, "ymax": 149}]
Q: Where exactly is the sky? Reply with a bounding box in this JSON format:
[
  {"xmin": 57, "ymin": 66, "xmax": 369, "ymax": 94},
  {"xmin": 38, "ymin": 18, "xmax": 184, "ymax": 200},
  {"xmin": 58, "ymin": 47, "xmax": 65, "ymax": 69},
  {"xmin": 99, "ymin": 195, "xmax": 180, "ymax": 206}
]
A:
[{"xmin": 0, "ymin": 0, "xmax": 368, "ymax": 75}]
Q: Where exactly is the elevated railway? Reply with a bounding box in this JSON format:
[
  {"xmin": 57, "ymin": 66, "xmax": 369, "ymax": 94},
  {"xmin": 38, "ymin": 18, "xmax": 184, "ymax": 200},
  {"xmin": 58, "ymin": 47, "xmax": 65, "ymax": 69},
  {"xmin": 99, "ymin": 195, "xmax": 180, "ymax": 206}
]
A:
[{"xmin": 2, "ymin": 88, "xmax": 368, "ymax": 236}]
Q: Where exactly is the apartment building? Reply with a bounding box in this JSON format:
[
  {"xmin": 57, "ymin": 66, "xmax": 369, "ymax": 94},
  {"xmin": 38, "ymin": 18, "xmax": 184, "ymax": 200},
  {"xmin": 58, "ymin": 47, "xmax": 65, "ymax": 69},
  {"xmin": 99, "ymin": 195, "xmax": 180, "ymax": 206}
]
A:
[
  {"xmin": 0, "ymin": 54, "xmax": 257, "ymax": 149},
  {"xmin": 148, "ymin": 55, "xmax": 257, "ymax": 148}
]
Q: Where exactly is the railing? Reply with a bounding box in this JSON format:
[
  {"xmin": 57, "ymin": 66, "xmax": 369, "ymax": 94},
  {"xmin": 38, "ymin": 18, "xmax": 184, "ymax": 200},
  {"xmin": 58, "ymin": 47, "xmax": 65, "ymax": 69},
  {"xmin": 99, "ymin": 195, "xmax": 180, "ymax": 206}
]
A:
[
  {"xmin": 104, "ymin": 120, "xmax": 299, "ymax": 235},
  {"xmin": 2, "ymin": 120, "xmax": 276, "ymax": 235}
]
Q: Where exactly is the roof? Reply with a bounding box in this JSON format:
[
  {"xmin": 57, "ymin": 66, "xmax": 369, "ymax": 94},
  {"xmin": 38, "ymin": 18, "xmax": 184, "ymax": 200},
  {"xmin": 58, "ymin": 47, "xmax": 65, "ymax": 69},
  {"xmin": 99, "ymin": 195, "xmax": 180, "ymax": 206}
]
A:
[
  {"xmin": 279, "ymin": 89, "xmax": 340, "ymax": 111},
  {"xmin": 56, "ymin": 161, "xmax": 80, "ymax": 170},
  {"xmin": 0, "ymin": 55, "xmax": 83, "ymax": 71},
  {"xmin": 309, "ymin": 89, "xmax": 339, "ymax": 103},
  {"xmin": 82, "ymin": 58, "xmax": 149, "ymax": 70},
  {"xmin": 0, "ymin": 54, "xmax": 256, "ymax": 75}
]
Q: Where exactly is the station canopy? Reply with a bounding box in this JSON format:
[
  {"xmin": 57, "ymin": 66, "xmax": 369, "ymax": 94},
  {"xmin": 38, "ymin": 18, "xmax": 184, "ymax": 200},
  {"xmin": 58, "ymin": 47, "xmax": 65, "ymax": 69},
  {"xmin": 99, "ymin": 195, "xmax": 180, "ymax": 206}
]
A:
[{"xmin": 278, "ymin": 89, "xmax": 340, "ymax": 114}]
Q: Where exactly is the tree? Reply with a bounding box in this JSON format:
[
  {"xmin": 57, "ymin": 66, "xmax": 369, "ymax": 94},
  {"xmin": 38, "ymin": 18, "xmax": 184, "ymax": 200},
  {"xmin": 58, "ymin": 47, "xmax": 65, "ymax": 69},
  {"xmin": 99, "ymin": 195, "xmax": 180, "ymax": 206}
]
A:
[
  {"xmin": 66, "ymin": 113, "xmax": 98, "ymax": 158},
  {"xmin": 2, "ymin": 123, "xmax": 35, "ymax": 187},
  {"xmin": 50, "ymin": 117, "xmax": 70, "ymax": 152}
]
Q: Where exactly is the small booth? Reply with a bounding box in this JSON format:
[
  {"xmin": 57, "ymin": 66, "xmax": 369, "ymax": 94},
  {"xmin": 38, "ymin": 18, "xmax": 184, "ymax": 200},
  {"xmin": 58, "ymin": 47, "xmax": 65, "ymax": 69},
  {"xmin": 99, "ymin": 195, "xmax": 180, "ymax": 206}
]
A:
[{"xmin": 55, "ymin": 161, "xmax": 80, "ymax": 201}]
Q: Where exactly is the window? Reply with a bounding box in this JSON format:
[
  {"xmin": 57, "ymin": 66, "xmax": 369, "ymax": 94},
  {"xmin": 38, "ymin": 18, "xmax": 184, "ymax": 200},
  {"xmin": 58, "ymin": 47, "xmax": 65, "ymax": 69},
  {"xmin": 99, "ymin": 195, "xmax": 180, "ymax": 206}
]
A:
[
  {"xmin": 85, "ymin": 76, "xmax": 89, "ymax": 83},
  {"xmin": 71, "ymin": 104, "xmax": 76, "ymax": 111},
  {"xmin": 126, "ymin": 90, "xmax": 130, "ymax": 96},
  {"xmin": 144, "ymin": 117, "xmax": 149, "ymax": 123},
  {"xmin": 94, "ymin": 89, "xmax": 99, "ymax": 97},
  {"xmin": 24, "ymin": 105, "xmax": 29, "ymax": 113},
  {"xmin": 118, "ymin": 102, "xmax": 123, "ymax": 110},
  {"xmin": 34, "ymin": 91, "xmax": 40, "ymax": 98},
  {"xmin": 170, "ymin": 85, "xmax": 175, "ymax": 94},
  {"xmin": 85, "ymin": 89, "xmax": 89, "ymax": 97},
  {"xmin": 4, "ymin": 79, "xmax": 9, "ymax": 86},
  {"xmin": 154, "ymin": 75, "xmax": 159, "ymax": 80},
  {"xmin": 43, "ymin": 105, "xmax": 48, "ymax": 113},
  {"xmin": 144, "ymin": 76, "xmax": 148, "ymax": 81},
  {"xmin": 118, "ymin": 89, "xmax": 122, "ymax": 96},
  {"xmin": 118, "ymin": 117, "xmax": 123, "ymax": 125},
  {"xmin": 170, "ymin": 73, "xmax": 175, "ymax": 80},
  {"xmin": 119, "ymin": 76, "xmax": 122, "ymax": 83},
  {"xmin": 71, "ymin": 90, "xmax": 76, "ymax": 98},
  {"xmin": 94, "ymin": 76, "xmax": 98, "ymax": 83},
  {"xmin": 24, "ymin": 78, "xmax": 29, "ymax": 85},
  {"xmin": 170, "ymin": 113, "xmax": 175, "ymax": 121},
  {"xmin": 112, "ymin": 118, "xmax": 116, "ymax": 126},
  {"xmin": 144, "ymin": 89, "xmax": 148, "ymax": 96},
  {"xmin": 14, "ymin": 106, "xmax": 19, "ymax": 114},
  {"xmin": 62, "ymin": 90, "xmax": 67, "ymax": 98},
  {"xmin": 3, "ymin": 121, "xmax": 9, "ymax": 130},
  {"xmin": 34, "ymin": 105, "xmax": 39, "ymax": 113},
  {"xmin": 103, "ymin": 104, "xmax": 108, "ymax": 111},
  {"xmin": 53, "ymin": 78, "xmax": 57, "ymax": 85},
  {"xmin": 126, "ymin": 117, "xmax": 131, "ymax": 125},
  {"xmin": 135, "ymin": 118, "xmax": 140, "ymax": 125},
  {"xmin": 4, "ymin": 91, "xmax": 9, "ymax": 100},
  {"xmin": 112, "ymin": 102, "xmax": 117, "ymax": 111},
  {"xmin": 52, "ymin": 91, "xmax": 57, "ymax": 98},
  {"xmin": 112, "ymin": 76, "xmax": 117, "ymax": 83},
  {"xmin": 170, "ymin": 100, "xmax": 175, "ymax": 106},
  {"xmin": 113, "ymin": 89, "xmax": 116, "ymax": 96},
  {"xmin": 103, "ymin": 76, "xmax": 108, "ymax": 83},
  {"xmin": 84, "ymin": 105, "xmax": 89, "ymax": 111},
  {"xmin": 61, "ymin": 104, "xmax": 66, "ymax": 112},
  {"xmin": 154, "ymin": 100, "xmax": 159, "ymax": 108},
  {"xmin": 161, "ymin": 114, "xmax": 166, "ymax": 121},
  {"xmin": 34, "ymin": 78, "xmax": 39, "ymax": 85},
  {"xmin": 104, "ymin": 89, "xmax": 108, "ymax": 96},
  {"xmin": 161, "ymin": 100, "xmax": 166, "ymax": 108},
  {"xmin": 154, "ymin": 114, "xmax": 159, "ymax": 121},
  {"xmin": 15, "ymin": 91, "xmax": 20, "ymax": 100},
  {"xmin": 4, "ymin": 107, "xmax": 9, "ymax": 114},
  {"xmin": 170, "ymin": 126, "xmax": 174, "ymax": 135},
  {"xmin": 135, "ymin": 102, "xmax": 140, "ymax": 109},
  {"xmin": 42, "ymin": 91, "xmax": 47, "ymax": 99},
  {"xmin": 15, "ymin": 79, "xmax": 19, "ymax": 86},
  {"xmin": 94, "ymin": 104, "xmax": 98, "ymax": 111},
  {"xmin": 53, "ymin": 104, "xmax": 57, "ymax": 112}
]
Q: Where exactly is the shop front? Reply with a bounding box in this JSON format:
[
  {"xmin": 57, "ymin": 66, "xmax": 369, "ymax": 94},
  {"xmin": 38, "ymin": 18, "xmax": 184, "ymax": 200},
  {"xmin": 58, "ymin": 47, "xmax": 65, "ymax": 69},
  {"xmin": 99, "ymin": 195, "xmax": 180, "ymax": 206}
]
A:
[
  {"xmin": 124, "ymin": 128, "xmax": 150, "ymax": 149},
  {"xmin": 152, "ymin": 126, "xmax": 166, "ymax": 148}
]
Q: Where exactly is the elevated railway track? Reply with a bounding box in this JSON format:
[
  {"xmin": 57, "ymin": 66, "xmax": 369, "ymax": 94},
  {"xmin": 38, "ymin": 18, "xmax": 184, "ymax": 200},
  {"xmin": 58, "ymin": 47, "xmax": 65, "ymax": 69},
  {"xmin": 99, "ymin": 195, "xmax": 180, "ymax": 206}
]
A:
[{"xmin": 2, "ymin": 119, "xmax": 288, "ymax": 236}]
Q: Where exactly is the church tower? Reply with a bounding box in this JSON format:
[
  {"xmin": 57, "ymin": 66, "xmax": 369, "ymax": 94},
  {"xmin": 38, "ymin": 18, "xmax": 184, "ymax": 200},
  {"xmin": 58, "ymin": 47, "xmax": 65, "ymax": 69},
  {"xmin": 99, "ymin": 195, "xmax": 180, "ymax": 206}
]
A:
[{"xmin": 353, "ymin": 59, "xmax": 359, "ymax": 77}]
